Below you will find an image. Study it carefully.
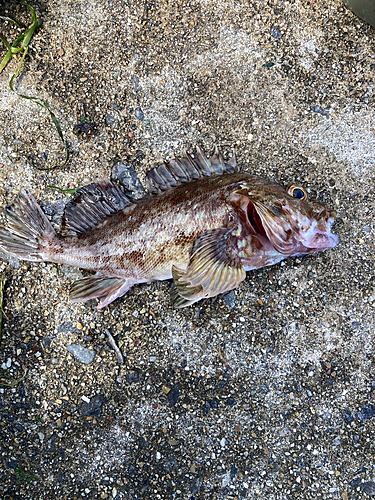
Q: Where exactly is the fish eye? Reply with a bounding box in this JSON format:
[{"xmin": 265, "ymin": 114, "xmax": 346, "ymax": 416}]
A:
[{"xmin": 287, "ymin": 185, "xmax": 307, "ymax": 201}]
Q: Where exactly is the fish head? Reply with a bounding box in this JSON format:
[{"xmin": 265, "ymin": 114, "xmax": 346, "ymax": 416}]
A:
[{"xmin": 232, "ymin": 179, "xmax": 339, "ymax": 256}]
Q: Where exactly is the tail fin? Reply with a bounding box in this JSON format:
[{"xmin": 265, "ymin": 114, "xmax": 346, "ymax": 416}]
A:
[{"xmin": 0, "ymin": 189, "xmax": 56, "ymax": 262}]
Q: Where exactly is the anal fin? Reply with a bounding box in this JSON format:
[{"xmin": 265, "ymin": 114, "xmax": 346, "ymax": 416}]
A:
[{"xmin": 70, "ymin": 274, "xmax": 132, "ymax": 310}]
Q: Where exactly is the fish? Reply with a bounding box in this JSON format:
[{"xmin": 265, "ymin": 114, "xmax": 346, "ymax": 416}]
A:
[{"xmin": 0, "ymin": 147, "xmax": 339, "ymax": 309}]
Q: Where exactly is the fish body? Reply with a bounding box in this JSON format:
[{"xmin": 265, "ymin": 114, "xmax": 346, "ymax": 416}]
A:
[{"xmin": 0, "ymin": 148, "xmax": 339, "ymax": 308}]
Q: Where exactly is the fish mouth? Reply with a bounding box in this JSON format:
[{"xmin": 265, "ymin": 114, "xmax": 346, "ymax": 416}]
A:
[
  {"xmin": 247, "ymin": 201, "xmax": 268, "ymax": 239},
  {"xmin": 303, "ymin": 212, "xmax": 339, "ymax": 251},
  {"xmin": 248, "ymin": 202, "xmax": 339, "ymax": 254}
]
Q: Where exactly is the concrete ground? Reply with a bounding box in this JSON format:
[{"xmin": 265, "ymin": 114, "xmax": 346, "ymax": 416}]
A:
[{"xmin": 0, "ymin": 0, "xmax": 374, "ymax": 498}]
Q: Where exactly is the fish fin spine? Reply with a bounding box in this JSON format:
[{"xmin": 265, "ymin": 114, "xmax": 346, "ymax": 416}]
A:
[
  {"xmin": 63, "ymin": 179, "xmax": 132, "ymax": 236},
  {"xmin": 146, "ymin": 147, "xmax": 242, "ymax": 195},
  {"xmin": 0, "ymin": 189, "xmax": 56, "ymax": 262}
]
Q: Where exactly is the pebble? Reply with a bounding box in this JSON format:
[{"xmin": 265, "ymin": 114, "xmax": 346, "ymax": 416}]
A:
[
  {"xmin": 169, "ymin": 383, "xmax": 181, "ymax": 407},
  {"xmin": 105, "ymin": 114, "xmax": 116, "ymax": 126},
  {"xmin": 80, "ymin": 395, "xmax": 107, "ymax": 417},
  {"xmin": 342, "ymin": 409, "xmax": 354, "ymax": 424},
  {"xmin": 357, "ymin": 404, "xmax": 375, "ymax": 421},
  {"xmin": 111, "ymin": 162, "xmax": 146, "ymax": 200},
  {"xmin": 190, "ymin": 478, "xmax": 200, "ymax": 494},
  {"xmin": 66, "ymin": 345, "xmax": 95, "ymax": 364},
  {"xmin": 126, "ymin": 370, "xmax": 139, "ymax": 383},
  {"xmin": 354, "ymin": 466, "xmax": 368, "ymax": 476},
  {"xmin": 131, "ymin": 74, "xmax": 142, "ymax": 92},
  {"xmin": 360, "ymin": 482, "xmax": 375, "ymax": 496},
  {"xmin": 222, "ymin": 290, "xmax": 236, "ymax": 308},
  {"xmin": 310, "ymin": 105, "xmax": 330, "ymax": 117},
  {"xmin": 270, "ymin": 26, "xmax": 282, "ymax": 39},
  {"xmin": 135, "ymin": 108, "xmax": 145, "ymax": 121}
]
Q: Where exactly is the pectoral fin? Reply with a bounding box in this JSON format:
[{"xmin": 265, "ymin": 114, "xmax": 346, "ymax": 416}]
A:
[
  {"xmin": 172, "ymin": 228, "xmax": 246, "ymax": 308},
  {"xmin": 70, "ymin": 275, "xmax": 132, "ymax": 310}
]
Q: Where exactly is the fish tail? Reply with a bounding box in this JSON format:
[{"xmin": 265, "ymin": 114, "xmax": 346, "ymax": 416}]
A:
[{"xmin": 0, "ymin": 189, "xmax": 56, "ymax": 262}]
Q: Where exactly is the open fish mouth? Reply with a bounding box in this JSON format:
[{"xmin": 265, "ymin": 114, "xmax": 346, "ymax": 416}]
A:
[
  {"xmin": 247, "ymin": 201, "xmax": 268, "ymax": 239},
  {"xmin": 248, "ymin": 201, "xmax": 339, "ymax": 254}
]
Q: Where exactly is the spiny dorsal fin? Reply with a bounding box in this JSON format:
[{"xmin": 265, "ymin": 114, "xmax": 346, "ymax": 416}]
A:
[
  {"xmin": 63, "ymin": 179, "xmax": 132, "ymax": 236},
  {"xmin": 146, "ymin": 146, "xmax": 241, "ymax": 195}
]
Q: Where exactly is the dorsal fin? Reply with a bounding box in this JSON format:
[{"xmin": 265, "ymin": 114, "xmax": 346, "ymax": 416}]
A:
[
  {"xmin": 146, "ymin": 146, "xmax": 241, "ymax": 195},
  {"xmin": 63, "ymin": 179, "xmax": 132, "ymax": 235}
]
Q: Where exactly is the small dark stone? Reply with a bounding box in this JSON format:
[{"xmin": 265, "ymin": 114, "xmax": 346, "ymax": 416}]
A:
[
  {"xmin": 169, "ymin": 383, "xmax": 181, "ymax": 407},
  {"xmin": 350, "ymin": 477, "xmax": 362, "ymax": 487},
  {"xmin": 14, "ymin": 423, "xmax": 24, "ymax": 432},
  {"xmin": 46, "ymin": 435, "xmax": 57, "ymax": 453},
  {"xmin": 354, "ymin": 466, "xmax": 368, "ymax": 476},
  {"xmin": 164, "ymin": 456, "xmax": 178, "ymax": 471},
  {"xmin": 135, "ymin": 108, "xmax": 145, "ymax": 121},
  {"xmin": 222, "ymin": 290, "xmax": 236, "ymax": 307},
  {"xmin": 111, "ymin": 163, "xmax": 146, "ymax": 200},
  {"xmin": 370, "ymin": 381, "xmax": 375, "ymax": 392},
  {"xmin": 57, "ymin": 322, "xmax": 80, "ymax": 334},
  {"xmin": 310, "ymin": 105, "xmax": 330, "ymax": 117},
  {"xmin": 140, "ymin": 478, "xmax": 150, "ymax": 493},
  {"xmin": 42, "ymin": 336, "xmax": 55, "ymax": 349},
  {"xmin": 342, "ymin": 409, "xmax": 354, "ymax": 424},
  {"xmin": 202, "ymin": 401, "xmax": 210, "ymax": 414},
  {"xmin": 360, "ymin": 482, "xmax": 375, "ymax": 495},
  {"xmin": 270, "ymin": 26, "xmax": 282, "ymax": 39},
  {"xmin": 111, "ymin": 102, "xmax": 119, "ymax": 111},
  {"xmin": 357, "ymin": 404, "xmax": 375, "ymax": 421},
  {"xmin": 105, "ymin": 113, "xmax": 116, "ymax": 126},
  {"xmin": 80, "ymin": 395, "xmax": 107, "ymax": 417},
  {"xmin": 131, "ymin": 74, "xmax": 142, "ymax": 92},
  {"xmin": 230, "ymin": 466, "xmax": 238, "ymax": 479},
  {"xmin": 42, "ymin": 150, "xmax": 49, "ymax": 161},
  {"xmin": 190, "ymin": 478, "xmax": 200, "ymax": 494},
  {"xmin": 8, "ymin": 461, "xmax": 17, "ymax": 469},
  {"xmin": 217, "ymin": 379, "xmax": 227, "ymax": 389},
  {"xmin": 352, "ymin": 321, "xmax": 361, "ymax": 329},
  {"xmin": 227, "ymin": 398, "xmax": 236, "ymax": 406},
  {"xmin": 126, "ymin": 370, "xmax": 139, "ymax": 384}
]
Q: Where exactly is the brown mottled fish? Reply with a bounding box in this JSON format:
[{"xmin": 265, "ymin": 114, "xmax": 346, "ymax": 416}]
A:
[{"xmin": 0, "ymin": 147, "xmax": 339, "ymax": 309}]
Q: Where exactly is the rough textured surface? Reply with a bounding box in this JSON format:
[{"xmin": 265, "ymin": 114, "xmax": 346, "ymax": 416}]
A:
[{"xmin": 0, "ymin": 0, "xmax": 374, "ymax": 499}]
